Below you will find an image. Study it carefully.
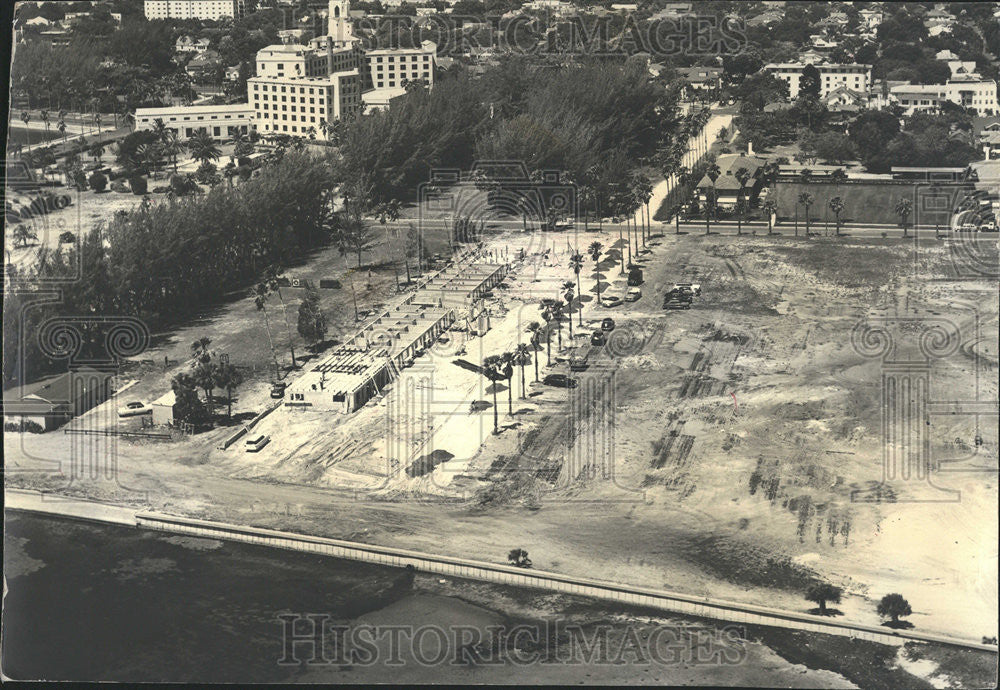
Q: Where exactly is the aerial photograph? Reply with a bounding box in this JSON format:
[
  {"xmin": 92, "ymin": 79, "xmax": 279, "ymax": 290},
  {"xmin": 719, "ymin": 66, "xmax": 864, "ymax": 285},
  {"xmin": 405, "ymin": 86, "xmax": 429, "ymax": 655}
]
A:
[{"xmin": 2, "ymin": 0, "xmax": 998, "ymax": 686}]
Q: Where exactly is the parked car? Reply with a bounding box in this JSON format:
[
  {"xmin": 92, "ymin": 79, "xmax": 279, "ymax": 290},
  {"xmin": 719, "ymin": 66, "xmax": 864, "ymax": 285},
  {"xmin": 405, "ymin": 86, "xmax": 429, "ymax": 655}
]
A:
[
  {"xmin": 117, "ymin": 401, "xmax": 152, "ymax": 418},
  {"xmin": 625, "ymin": 287, "xmax": 642, "ymax": 302},
  {"xmin": 601, "ymin": 318, "xmax": 616, "ymax": 332},
  {"xmin": 601, "ymin": 295, "xmax": 623, "ymax": 308},
  {"xmin": 591, "ymin": 330, "xmax": 606, "ymax": 346},
  {"xmin": 270, "ymin": 381, "xmax": 286, "ymax": 399},
  {"xmin": 245, "ymin": 434, "xmax": 271, "ymax": 452},
  {"xmin": 672, "ymin": 282, "xmax": 701, "ymax": 296}
]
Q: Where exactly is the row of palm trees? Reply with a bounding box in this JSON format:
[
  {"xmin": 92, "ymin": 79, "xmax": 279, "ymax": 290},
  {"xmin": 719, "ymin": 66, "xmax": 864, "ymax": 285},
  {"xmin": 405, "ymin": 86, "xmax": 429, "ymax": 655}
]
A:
[{"xmin": 480, "ymin": 245, "xmax": 611, "ymax": 434}]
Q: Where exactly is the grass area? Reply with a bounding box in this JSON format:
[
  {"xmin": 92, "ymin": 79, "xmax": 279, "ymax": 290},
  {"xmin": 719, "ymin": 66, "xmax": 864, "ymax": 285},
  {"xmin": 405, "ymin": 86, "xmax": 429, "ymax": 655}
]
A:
[
  {"xmin": 767, "ymin": 239, "xmax": 914, "ymax": 289},
  {"xmin": 772, "ymin": 181, "xmax": 956, "ymax": 227}
]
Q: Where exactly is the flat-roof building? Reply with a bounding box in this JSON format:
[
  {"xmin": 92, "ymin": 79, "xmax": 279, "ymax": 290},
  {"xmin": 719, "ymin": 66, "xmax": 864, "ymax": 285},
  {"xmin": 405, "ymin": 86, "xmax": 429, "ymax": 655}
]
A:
[
  {"xmin": 134, "ymin": 103, "xmax": 254, "ymax": 139},
  {"xmin": 248, "ymin": 70, "xmax": 361, "ymax": 139},
  {"xmin": 143, "ymin": 0, "xmax": 249, "ymax": 20},
  {"xmin": 764, "ymin": 62, "xmax": 872, "ymax": 100}
]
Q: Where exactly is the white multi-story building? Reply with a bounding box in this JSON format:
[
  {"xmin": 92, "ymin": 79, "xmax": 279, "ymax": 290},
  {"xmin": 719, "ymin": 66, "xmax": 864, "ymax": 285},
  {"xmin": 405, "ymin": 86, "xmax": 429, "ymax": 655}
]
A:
[
  {"xmin": 143, "ymin": 0, "xmax": 249, "ymax": 20},
  {"xmin": 890, "ymin": 80, "xmax": 998, "ymax": 116},
  {"xmin": 254, "ymin": 43, "xmax": 356, "ymax": 79},
  {"xmin": 764, "ymin": 62, "xmax": 872, "ymax": 100},
  {"xmin": 134, "ymin": 103, "xmax": 254, "ymax": 139},
  {"xmin": 365, "ymin": 41, "xmax": 436, "ymax": 90},
  {"xmin": 247, "ymin": 0, "xmax": 364, "ymax": 139},
  {"xmin": 248, "ymin": 71, "xmax": 361, "ymax": 138}
]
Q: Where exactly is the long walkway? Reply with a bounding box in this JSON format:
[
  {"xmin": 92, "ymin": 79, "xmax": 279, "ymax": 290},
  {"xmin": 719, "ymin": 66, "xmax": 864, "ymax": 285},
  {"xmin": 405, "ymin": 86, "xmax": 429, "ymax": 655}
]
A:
[{"xmin": 5, "ymin": 489, "xmax": 996, "ymax": 653}]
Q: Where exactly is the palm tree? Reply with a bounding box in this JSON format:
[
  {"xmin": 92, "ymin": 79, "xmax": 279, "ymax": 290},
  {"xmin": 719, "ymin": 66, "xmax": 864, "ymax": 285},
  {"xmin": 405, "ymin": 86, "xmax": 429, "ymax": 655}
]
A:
[
  {"xmin": 90, "ymin": 143, "xmax": 105, "ymax": 165},
  {"xmin": 704, "ymin": 187, "xmax": 716, "ymax": 235},
  {"xmin": 526, "ymin": 321, "xmax": 542, "ymax": 381},
  {"xmin": 562, "ymin": 281, "xmax": 575, "ymax": 340},
  {"xmin": 829, "ymin": 197, "xmax": 845, "ymax": 236},
  {"xmin": 213, "ymin": 361, "xmax": 244, "ymax": 418},
  {"xmin": 513, "ymin": 343, "xmax": 532, "ymax": 399},
  {"xmin": 136, "ymin": 142, "xmax": 162, "ymax": 177},
  {"xmin": 251, "ymin": 282, "xmax": 281, "ymax": 380},
  {"xmin": 12, "ymin": 224, "xmax": 37, "ymax": 248},
  {"xmin": 162, "ymin": 131, "xmax": 186, "ymax": 173},
  {"xmin": 191, "ymin": 337, "xmax": 212, "ymax": 364},
  {"xmin": 500, "ymin": 351, "xmax": 515, "ymax": 414},
  {"xmin": 671, "ymin": 203, "xmax": 683, "ymax": 234},
  {"xmin": 734, "ymin": 196, "xmax": 747, "ymax": 236},
  {"xmin": 762, "ymin": 200, "xmax": 777, "ymax": 235},
  {"xmin": 19, "ymin": 111, "xmax": 30, "ymax": 148},
  {"xmin": 263, "ymin": 265, "xmax": 297, "ymax": 368},
  {"xmin": 798, "ymin": 192, "xmax": 814, "ymax": 236},
  {"xmin": 539, "ymin": 302, "xmax": 554, "ymax": 365},
  {"xmin": 895, "ymin": 197, "xmax": 913, "ymax": 238},
  {"xmin": 187, "ymin": 130, "xmax": 221, "ymax": 166},
  {"xmin": 588, "ymin": 241, "xmax": 604, "ymax": 304},
  {"xmin": 550, "ymin": 302, "xmax": 565, "ymax": 352},
  {"xmin": 569, "ymin": 252, "xmax": 584, "ymax": 327},
  {"xmin": 482, "ymin": 355, "xmax": 504, "ymax": 433},
  {"xmin": 39, "ymin": 110, "xmax": 50, "ymax": 139},
  {"xmin": 57, "ymin": 118, "xmax": 67, "ymax": 149}
]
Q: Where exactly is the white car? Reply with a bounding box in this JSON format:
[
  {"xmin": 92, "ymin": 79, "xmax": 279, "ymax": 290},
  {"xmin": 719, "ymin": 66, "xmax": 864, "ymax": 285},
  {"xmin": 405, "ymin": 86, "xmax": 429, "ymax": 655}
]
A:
[
  {"xmin": 245, "ymin": 434, "xmax": 271, "ymax": 452},
  {"xmin": 625, "ymin": 287, "xmax": 642, "ymax": 302},
  {"xmin": 117, "ymin": 401, "xmax": 152, "ymax": 418},
  {"xmin": 601, "ymin": 295, "xmax": 623, "ymax": 308}
]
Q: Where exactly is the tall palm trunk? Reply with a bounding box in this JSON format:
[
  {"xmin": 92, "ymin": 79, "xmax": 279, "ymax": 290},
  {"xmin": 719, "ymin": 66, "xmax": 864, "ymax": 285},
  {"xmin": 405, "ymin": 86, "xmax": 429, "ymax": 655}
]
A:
[
  {"xmin": 260, "ymin": 305, "xmax": 280, "ymax": 379},
  {"xmin": 491, "ymin": 384, "xmax": 499, "ymax": 433},
  {"xmin": 274, "ymin": 287, "xmax": 297, "ymax": 368}
]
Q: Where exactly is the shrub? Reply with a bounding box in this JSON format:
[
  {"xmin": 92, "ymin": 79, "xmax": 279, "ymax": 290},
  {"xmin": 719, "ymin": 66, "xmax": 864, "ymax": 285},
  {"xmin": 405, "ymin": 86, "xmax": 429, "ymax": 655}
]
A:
[
  {"xmin": 129, "ymin": 175, "xmax": 148, "ymax": 195},
  {"xmin": 4, "ymin": 420, "xmax": 45, "ymax": 433},
  {"xmin": 111, "ymin": 180, "xmax": 130, "ymax": 193},
  {"xmin": 88, "ymin": 171, "xmax": 108, "ymax": 192},
  {"xmin": 59, "ymin": 231, "xmax": 77, "ymax": 244}
]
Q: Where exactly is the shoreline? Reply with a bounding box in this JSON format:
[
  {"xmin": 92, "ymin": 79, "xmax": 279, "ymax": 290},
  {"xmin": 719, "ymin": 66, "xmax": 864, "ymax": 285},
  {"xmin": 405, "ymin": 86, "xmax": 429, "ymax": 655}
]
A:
[{"xmin": 5, "ymin": 487, "xmax": 996, "ymax": 654}]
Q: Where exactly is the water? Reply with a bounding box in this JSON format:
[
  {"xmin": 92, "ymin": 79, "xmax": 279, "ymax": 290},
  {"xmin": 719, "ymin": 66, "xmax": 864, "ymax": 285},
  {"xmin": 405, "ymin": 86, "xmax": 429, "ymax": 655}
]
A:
[{"xmin": 2, "ymin": 511, "xmax": 414, "ymax": 682}]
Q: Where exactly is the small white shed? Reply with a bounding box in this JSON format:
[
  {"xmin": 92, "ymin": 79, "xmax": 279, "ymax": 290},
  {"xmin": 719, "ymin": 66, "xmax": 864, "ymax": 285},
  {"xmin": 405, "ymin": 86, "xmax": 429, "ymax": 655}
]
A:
[{"xmin": 151, "ymin": 390, "xmax": 176, "ymax": 426}]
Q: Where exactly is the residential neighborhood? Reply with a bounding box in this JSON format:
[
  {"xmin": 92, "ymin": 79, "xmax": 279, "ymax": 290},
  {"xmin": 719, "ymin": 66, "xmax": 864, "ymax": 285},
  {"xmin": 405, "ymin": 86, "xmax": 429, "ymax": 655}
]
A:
[{"xmin": 4, "ymin": 0, "xmax": 999, "ymax": 685}]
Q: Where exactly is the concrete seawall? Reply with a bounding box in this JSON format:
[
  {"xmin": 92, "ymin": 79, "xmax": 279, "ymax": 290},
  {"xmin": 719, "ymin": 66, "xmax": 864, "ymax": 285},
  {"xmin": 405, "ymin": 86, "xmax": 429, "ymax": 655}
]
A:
[
  {"xmin": 133, "ymin": 510, "xmax": 997, "ymax": 653},
  {"xmin": 5, "ymin": 489, "xmax": 995, "ymax": 653}
]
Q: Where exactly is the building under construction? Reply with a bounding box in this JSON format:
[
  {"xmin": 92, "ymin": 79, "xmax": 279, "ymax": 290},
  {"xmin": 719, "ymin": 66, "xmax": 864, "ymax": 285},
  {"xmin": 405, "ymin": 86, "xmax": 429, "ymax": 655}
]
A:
[{"xmin": 286, "ymin": 252, "xmax": 509, "ymax": 413}]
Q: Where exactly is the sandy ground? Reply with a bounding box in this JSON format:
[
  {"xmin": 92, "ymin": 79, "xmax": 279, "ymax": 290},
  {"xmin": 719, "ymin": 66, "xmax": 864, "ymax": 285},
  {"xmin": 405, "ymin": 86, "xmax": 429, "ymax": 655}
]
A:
[
  {"xmin": 7, "ymin": 223, "xmax": 997, "ymax": 651},
  {"xmin": 5, "ymin": 113, "xmax": 998, "ymax": 682}
]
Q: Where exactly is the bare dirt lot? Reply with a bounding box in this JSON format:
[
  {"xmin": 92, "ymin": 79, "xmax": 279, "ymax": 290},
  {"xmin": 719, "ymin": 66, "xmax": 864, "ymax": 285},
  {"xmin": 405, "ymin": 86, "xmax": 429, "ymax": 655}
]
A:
[{"xmin": 6, "ymin": 218, "xmax": 998, "ymax": 656}]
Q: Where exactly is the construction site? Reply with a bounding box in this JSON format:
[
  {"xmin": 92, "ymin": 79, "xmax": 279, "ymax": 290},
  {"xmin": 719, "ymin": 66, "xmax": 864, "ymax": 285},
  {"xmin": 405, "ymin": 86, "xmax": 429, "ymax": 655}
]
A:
[{"xmin": 286, "ymin": 250, "xmax": 509, "ymax": 413}]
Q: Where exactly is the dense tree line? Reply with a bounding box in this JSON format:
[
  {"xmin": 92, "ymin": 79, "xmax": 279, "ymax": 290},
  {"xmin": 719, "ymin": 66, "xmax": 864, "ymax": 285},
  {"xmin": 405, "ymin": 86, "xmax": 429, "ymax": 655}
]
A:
[
  {"xmin": 3, "ymin": 152, "xmax": 337, "ymax": 386},
  {"xmin": 337, "ymin": 56, "xmax": 682, "ymax": 212}
]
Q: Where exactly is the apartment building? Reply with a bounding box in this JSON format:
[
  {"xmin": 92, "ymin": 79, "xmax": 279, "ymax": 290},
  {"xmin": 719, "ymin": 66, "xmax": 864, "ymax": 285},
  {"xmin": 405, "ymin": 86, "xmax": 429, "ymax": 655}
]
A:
[
  {"xmin": 248, "ymin": 71, "xmax": 361, "ymax": 139},
  {"xmin": 143, "ymin": 0, "xmax": 248, "ymax": 20},
  {"xmin": 764, "ymin": 62, "xmax": 872, "ymax": 100}
]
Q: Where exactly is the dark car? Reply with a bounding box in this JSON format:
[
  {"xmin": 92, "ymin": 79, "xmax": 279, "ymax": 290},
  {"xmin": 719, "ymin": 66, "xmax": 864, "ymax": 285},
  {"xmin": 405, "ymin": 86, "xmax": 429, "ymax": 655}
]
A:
[
  {"xmin": 270, "ymin": 381, "xmax": 287, "ymax": 399},
  {"xmin": 601, "ymin": 318, "xmax": 615, "ymax": 332},
  {"xmin": 591, "ymin": 330, "xmax": 606, "ymax": 346},
  {"xmin": 543, "ymin": 373, "xmax": 577, "ymax": 388}
]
